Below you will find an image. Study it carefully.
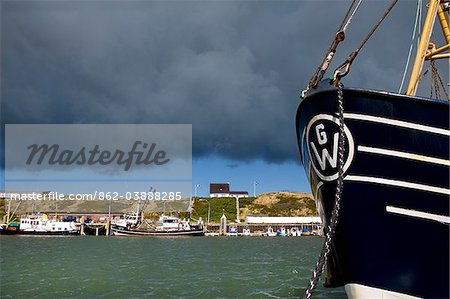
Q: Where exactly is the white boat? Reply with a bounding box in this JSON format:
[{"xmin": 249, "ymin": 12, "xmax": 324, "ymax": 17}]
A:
[
  {"xmin": 264, "ymin": 226, "xmax": 277, "ymax": 237},
  {"xmin": 241, "ymin": 227, "xmax": 251, "ymax": 236},
  {"xmin": 290, "ymin": 227, "xmax": 301, "ymax": 237},
  {"xmin": 0, "ymin": 214, "xmax": 79, "ymax": 235},
  {"xmin": 226, "ymin": 225, "xmax": 238, "ymax": 236},
  {"xmin": 276, "ymin": 227, "xmax": 288, "ymax": 237},
  {"xmin": 111, "ymin": 212, "xmax": 140, "ymax": 229},
  {"xmin": 156, "ymin": 214, "xmax": 192, "ymax": 231}
]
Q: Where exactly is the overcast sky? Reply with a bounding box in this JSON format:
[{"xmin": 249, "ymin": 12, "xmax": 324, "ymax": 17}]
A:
[{"xmin": 1, "ymin": 0, "xmax": 448, "ymax": 194}]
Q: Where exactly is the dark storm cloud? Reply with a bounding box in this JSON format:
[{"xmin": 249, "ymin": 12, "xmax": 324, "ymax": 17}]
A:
[{"xmin": 1, "ymin": 0, "xmax": 445, "ymax": 164}]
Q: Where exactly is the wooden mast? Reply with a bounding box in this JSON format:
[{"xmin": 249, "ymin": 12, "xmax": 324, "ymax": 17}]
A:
[{"xmin": 406, "ymin": 0, "xmax": 449, "ymax": 96}]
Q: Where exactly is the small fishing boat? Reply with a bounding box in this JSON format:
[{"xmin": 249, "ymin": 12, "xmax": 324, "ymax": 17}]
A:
[
  {"xmin": 110, "ymin": 211, "xmax": 140, "ymax": 229},
  {"xmin": 297, "ymin": 1, "xmax": 449, "ymax": 298},
  {"xmin": 111, "ymin": 214, "xmax": 204, "ymax": 237},
  {"xmin": 111, "ymin": 226, "xmax": 204, "ymax": 237}
]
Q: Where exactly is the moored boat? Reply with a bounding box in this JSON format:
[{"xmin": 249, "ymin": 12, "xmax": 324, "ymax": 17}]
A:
[
  {"xmin": 241, "ymin": 227, "xmax": 251, "ymax": 236},
  {"xmin": 300, "ymin": 228, "xmax": 311, "ymax": 236},
  {"xmin": 297, "ymin": 1, "xmax": 449, "ymax": 298},
  {"xmin": 290, "ymin": 227, "xmax": 301, "ymax": 236},
  {"xmin": 111, "ymin": 214, "xmax": 204, "ymax": 237},
  {"xmin": 0, "ymin": 214, "xmax": 79, "ymax": 235},
  {"xmin": 111, "ymin": 226, "xmax": 204, "ymax": 237},
  {"xmin": 110, "ymin": 211, "xmax": 140, "ymax": 229},
  {"xmin": 226, "ymin": 225, "xmax": 238, "ymax": 236},
  {"xmin": 276, "ymin": 227, "xmax": 288, "ymax": 237},
  {"xmin": 263, "ymin": 226, "xmax": 277, "ymax": 237}
]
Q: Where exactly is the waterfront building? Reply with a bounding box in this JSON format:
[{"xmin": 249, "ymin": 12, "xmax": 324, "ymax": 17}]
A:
[
  {"xmin": 209, "ymin": 183, "xmax": 248, "ymax": 198},
  {"xmin": 245, "ymin": 216, "xmax": 321, "ymax": 225}
]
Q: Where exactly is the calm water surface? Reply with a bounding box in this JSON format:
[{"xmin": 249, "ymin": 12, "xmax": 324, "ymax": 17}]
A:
[{"xmin": 0, "ymin": 236, "xmax": 345, "ymax": 298}]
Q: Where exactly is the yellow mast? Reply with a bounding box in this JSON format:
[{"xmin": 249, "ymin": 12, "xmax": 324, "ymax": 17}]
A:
[
  {"xmin": 407, "ymin": 0, "xmax": 450, "ymax": 96},
  {"xmin": 5, "ymin": 199, "xmax": 11, "ymax": 225},
  {"xmin": 436, "ymin": 2, "xmax": 450, "ymax": 43}
]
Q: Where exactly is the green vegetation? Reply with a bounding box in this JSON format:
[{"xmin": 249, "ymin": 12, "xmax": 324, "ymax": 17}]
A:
[
  {"xmin": 251, "ymin": 193, "xmax": 317, "ymax": 216},
  {"xmin": 191, "ymin": 197, "xmax": 243, "ymax": 223},
  {"xmin": 191, "ymin": 192, "xmax": 317, "ymax": 223}
]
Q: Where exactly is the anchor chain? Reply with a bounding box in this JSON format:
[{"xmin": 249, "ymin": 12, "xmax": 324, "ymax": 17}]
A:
[{"xmin": 302, "ymin": 83, "xmax": 346, "ymax": 299}]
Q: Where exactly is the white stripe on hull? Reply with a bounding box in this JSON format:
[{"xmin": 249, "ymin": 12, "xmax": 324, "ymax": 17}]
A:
[
  {"xmin": 386, "ymin": 206, "xmax": 450, "ymax": 224},
  {"xmin": 345, "ymin": 283, "xmax": 421, "ymax": 299},
  {"xmin": 358, "ymin": 145, "xmax": 450, "ymax": 166},
  {"xmin": 345, "ymin": 175, "xmax": 450, "ymax": 195},
  {"xmin": 344, "ymin": 113, "xmax": 450, "ymax": 136}
]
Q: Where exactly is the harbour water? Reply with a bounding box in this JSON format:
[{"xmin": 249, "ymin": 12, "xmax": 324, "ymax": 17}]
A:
[{"xmin": 0, "ymin": 236, "xmax": 345, "ymax": 298}]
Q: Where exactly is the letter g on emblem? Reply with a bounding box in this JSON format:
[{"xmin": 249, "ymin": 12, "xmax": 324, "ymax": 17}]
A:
[
  {"xmin": 306, "ymin": 114, "xmax": 355, "ymax": 181},
  {"xmin": 315, "ymin": 124, "xmax": 327, "ymax": 145}
]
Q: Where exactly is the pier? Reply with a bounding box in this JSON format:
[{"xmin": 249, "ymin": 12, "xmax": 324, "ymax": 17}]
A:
[
  {"xmin": 206, "ymin": 215, "xmax": 323, "ymax": 236},
  {"xmin": 45, "ymin": 211, "xmax": 120, "ymax": 236}
]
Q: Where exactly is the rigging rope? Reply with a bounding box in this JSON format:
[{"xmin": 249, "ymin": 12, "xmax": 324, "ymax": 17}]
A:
[
  {"xmin": 354, "ymin": 0, "xmax": 399, "ymax": 55},
  {"xmin": 302, "ymin": 83, "xmax": 346, "ymax": 299},
  {"xmin": 305, "ymin": 0, "xmax": 360, "ymax": 93},
  {"xmin": 333, "ymin": 0, "xmax": 399, "ymax": 82},
  {"xmin": 417, "ymin": 0, "xmax": 422, "ymax": 46},
  {"xmin": 342, "ymin": 0, "xmax": 364, "ymax": 33},
  {"xmin": 399, "ymin": 0, "xmax": 423, "ymax": 93},
  {"xmin": 338, "ymin": 0, "xmax": 360, "ymax": 32}
]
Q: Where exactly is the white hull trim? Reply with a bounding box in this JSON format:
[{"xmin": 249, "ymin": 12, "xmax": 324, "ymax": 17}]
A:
[
  {"xmin": 344, "ymin": 113, "xmax": 450, "ymax": 136},
  {"xmin": 386, "ymin": 206, "xmax": 450, "ymax": 224},
  {"xmin": 345, "ymin": 283, "xmax": 421, "ymax": 299},
  {"xmin": 345, "ymin": 175, "xmax": 450, "ymax": 195},
  {"xmin": 358, "ymin": 145, "xmax": 450, "ymax": 166}
]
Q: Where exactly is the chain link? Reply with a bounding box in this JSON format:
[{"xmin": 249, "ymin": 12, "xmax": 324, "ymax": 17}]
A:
[
  {"xmin": 302, "ymin": 83, "xmax": 346, "ymax": 299},
  {"xmin": 430, "ymin": 61, "xmax": 449, "ymax": 100}
]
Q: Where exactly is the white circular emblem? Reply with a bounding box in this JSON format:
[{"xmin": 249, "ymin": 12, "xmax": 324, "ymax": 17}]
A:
[{"xmin": 306, "ymin": 114, "xmax": 355, "ymax": 181}]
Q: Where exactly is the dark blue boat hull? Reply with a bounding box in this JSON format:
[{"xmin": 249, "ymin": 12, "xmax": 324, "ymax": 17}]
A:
[
  {"xmin": 111, "ymin": 226, "xmax": 205, "ymax": 237},
  {"xmin": 296, "ymin": 82, "xmax": 449, "ymax": 298}
]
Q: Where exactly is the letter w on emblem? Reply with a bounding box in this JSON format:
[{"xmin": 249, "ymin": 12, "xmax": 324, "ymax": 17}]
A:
[{"xmin": 310, "ymin": 132, "xmax": 339, "ymax": 171}]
